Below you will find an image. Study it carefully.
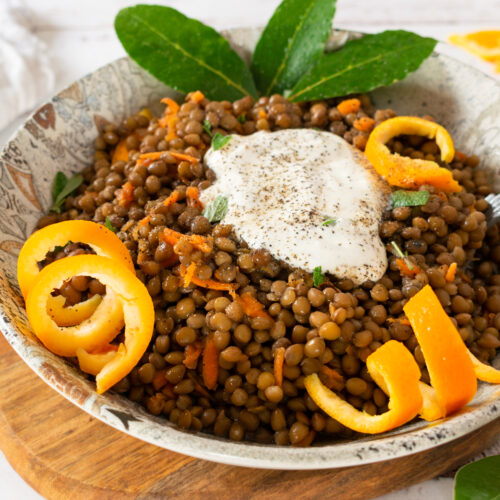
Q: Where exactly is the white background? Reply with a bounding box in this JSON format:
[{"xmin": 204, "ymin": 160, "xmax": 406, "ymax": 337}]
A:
[{"xmin": 1, "ymin": 0, "xmax": 499, "ymax": 498}]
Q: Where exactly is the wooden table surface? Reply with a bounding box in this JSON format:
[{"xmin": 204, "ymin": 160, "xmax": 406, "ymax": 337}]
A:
[{"xmin": 1, "ymin": 1, "xmax": 499, "ymax": 498}]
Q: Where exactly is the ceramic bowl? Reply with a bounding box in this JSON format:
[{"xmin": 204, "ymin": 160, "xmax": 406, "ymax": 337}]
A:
[{"xmin": 0, "ymin": 28, "xmax": 499, "ymax": 470}]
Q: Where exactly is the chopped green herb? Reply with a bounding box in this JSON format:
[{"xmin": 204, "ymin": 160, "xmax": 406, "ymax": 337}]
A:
[
  {"xmin": 203, "ymin": 119, "xmax": 213, "ymax": 136},
  {"xmin": 237, "ymin": 114, "xmax": 246, "ymax": 124},
  {"xmin": 104, "ymin": 217, "xmax": 117, "ymax": 232},
  {"xmin": 52, "ymin": 172, "xmax": 68, "ymax": 200},
  {"xmin": 391, "ymin": 190, "xmax": 429, "ymax": 208},
  {"xmin": 390, "ymin": 241, "xmax": 414, "ymax": 270},
  {"xmin": 212, "ymin": 133, "xmax": 232, "ymax": 151},
  {"xmin": 203, "ymin": 195, "xmax": 228, "ymax": 223},
  {"xmin": 313, "ymin": 266, "xmax": 324, "ymax": 287},
  {"xmin": 50, "ymin": 173, "xmax": 83, "ymax": 214},
  {"xmin": 322, "ymin": 217, "xmax": 337, "ymax": 226}
]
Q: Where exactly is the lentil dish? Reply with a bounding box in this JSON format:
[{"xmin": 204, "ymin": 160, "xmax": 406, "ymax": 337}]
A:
[{"xmin": 32, "ymin": 93, "xmax": 500, "ymax": 446}]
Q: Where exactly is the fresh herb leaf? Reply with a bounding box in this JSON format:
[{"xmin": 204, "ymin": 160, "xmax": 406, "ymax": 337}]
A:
[
  {"xmin": 203, "ymin": 195, "xmax": 228, "ymax": 223},
  {"xmin": 237, "ymin": 114, "xmax": 246, "ymax": 124},
  {"xmin": 212, "ymin": 133, "xmax": 232, "ymax": 151},
  {"xmin": 50, "ymin": 173, "xmax": 83, "ymax": 214},
  {"xmin": 322, "ymin": 217, "xmax": 336, "ymax": 226},
  {"xmin": 390, "ymin": 241, "xmax": 414, "ymax": 271},
  {"xmin": 115, "ymin": 5, "xmax": 257, "ymax": 101},
  {"xmin": 52, "ymin": 172, "xmax": 68, "ymax": 200},
  {"xmin": 313, "ymin": 266, "xmax": 324, "ymax": 287},
  {"xmin": 104, "ymin": 217, "xmax": 117, "ymax": 233},
  {"xmin": 391, "ymin": 190, "xmax": 429, "ymax": 208},
  {"xmin": 454, "ymin": 456, "xmax": 500, "ymax": 500},
  {"xmin": 251, "ymin": 0, "xmax": 337, "ymax": 95},
  {"xmin": 289, "ymin": 30, "xmax": 437, "ymax": 102},
  {"xmin": 203, "ymin": 119, "xmax": 213, "ymax": 136}
]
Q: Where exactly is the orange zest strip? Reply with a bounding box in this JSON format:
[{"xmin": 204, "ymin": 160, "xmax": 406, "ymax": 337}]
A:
[
  {"xmin": 202, "ymin": 335, "xmax": 219, "ymax": 390},
  {"xmin": 445, "ymin": 262, "xmax": 457, "ymax": 282},
  {"xmin": 189, "ymin": 90, "xmax": 205, "ymax": 103},
  {"xmin": 179, "ymin": 265, "xmax": 238, "ymax": 292},
  {"xmin": 112, "ymin": 139, "xmax": 129, "ymax": 163},
  {"xmin": 353, "ymin": 117, "xmax": 375, "ymax": 132},
  {"xmin": 229, "ymin": 290, "xmax": 272, "ymax": 319},
  {"xmin": 468, "ymin": 351, "xmax": 500, "ymax": 383},
  {"xmin": 305, "ymin": 340, "xmax": 423, "ymax": 434},
  {"xmin": 320, "ymin": 365, "xmax": 345, "ymax": 391},
  {"xmin": 365, "ymin": 116, "xmax": 460, "ymax": 193},
  {"xmin": 403, "ymin": 285, "xmax": 477, "ymax": 419},
  {"xmin": 182, "ymin": 262, "xmax": 196, "ymax": 287},
  {"xmin": 183, "ymin": 341, "xmax": 203, "ymax": 370},
  {"xmin": 186, "ymin": 186, "xmax": 204, "ymax": 209},
  {"xmin": 117, "ymin": 181, "xmax": 135, "ymax": 207},
  {"xmin": 337, "ymin": 98, "xmax": 361, "ymax": 116},
  {"xmin": 273, "ymin": 347, "xmax": 285, "ymax": 387}
]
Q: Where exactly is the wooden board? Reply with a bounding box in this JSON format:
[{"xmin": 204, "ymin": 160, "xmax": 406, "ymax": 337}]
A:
[{"xmin": 0, "ymin": 332, "xmax": 499, "ymax": 500}]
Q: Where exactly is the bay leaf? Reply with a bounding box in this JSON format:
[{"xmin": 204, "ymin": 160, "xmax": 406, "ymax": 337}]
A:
[
  {"xmin": 289, "ymin": 30, "xmax": 437, "ymax": 102},
  {"xmin": 115, "ymin": 5, "xmax": 257, "ymax": 101},
  {"xmin": 251, "ymin": 0, "xmax": 337, "ymax": 95}
]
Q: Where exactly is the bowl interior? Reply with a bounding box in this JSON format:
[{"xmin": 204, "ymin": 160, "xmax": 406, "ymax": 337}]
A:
[{"xmin": 0, "ymin": 28, "xmax": 499, "ymax": 470}]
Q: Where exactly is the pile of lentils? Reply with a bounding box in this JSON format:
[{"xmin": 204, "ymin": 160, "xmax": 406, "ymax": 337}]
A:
[{"xmin": 36, "ymin": 93, "xmax": 500, "ymax": 446}]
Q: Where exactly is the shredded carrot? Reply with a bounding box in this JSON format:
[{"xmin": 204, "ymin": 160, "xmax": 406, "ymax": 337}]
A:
[
  {"xmin": 180, "ymin": 265, "xmax": 238, "ymax": 292},
  {"xmin": 353, "ymin": 116, "xmax": 376, "ymax": 132},
  {"xmin": 337, "ymin": 98, "xmax": 361, "ymax": 116},
  {"xmin": 202, "ymin": 336, "xmax": 219, "ymax": 390},
  {"xmin": 293, "ymin": 430, "xmax": 316, "ymax": 447},
  {"xmin": 112, "ymin": 139, "xmax": 129, "ymax": 163},
  {"xmin": 189, "ymin": 90, "xmax": 205, "ymax": 103},
  {"xmin": 159, "ymin": 98, "xmax": 180, "ymax": 141},
  {"xmin": 182, "ymin": 262, "xmax": 197, "ymax": 287},
  {"xmin": 258, "ymin": 109, "xmax": 267, "ymax": 119},
  {"xmin": 138, "ymin": 215, "xmax": 151, "ymax": 227},
  {"xmin": 274, "ymin": 347, "xmax": 285, "ymax": 387},
  {"xmin": 320, "ymin": 365, "xmax": 344, "ymax": 391},
  {"xmin": 117, "ymin": 181, "xmax": 135, "ymax": 207},
  {"xmin": 152, "ymin": 369, "xmax": 168, "ymax": 391},
  {"xmin": 229, "ymin": 290, "xmax": 272, "ymax": 319},
  {"xmin": 186, "ymin": 186, "xmax": 203, "ymax": 209},
  {"xmin": 170, "ymin": 151, "xmax": 199, "ymax": 163},
  {"xmin": 163, "ymin": 190, "xmax": 179, "ymax": 208},
  {"xmin": 387, "ymin": 317, "xmax": 411, "ymax": 326},
  {"xmin": 162, "ymin": 383, "xmax": 176, "ymax": 399},
  {"xmin": 395, "ymin": 258, "xmax": 422, "ymax": 278},
  {"xmin": 183, "ymin": 341, "xmax": 202, "ymax": 369},
  {"xmin": 454, "ymin": 150, "xmax": 467, "ymax": 162},
  {"xmin": 445, "ymin": 262, "xmax": 457, "ymax": 282},
  {"xmin": 162, "ymin": 228, "xmax": 213, "ymax": 254},
  {"xmin": 160, "ymin": 97, "xmax": 179, "ymax": 116}
]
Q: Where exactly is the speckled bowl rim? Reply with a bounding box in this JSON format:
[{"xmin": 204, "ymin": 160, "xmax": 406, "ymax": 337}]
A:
[{"xmin": 0, "ymin": 28, "xmax": 499, "ymax": 470}]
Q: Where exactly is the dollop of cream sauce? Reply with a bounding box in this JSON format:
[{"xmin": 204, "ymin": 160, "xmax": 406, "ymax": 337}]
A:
[{"xmin": 200, "ymin": 129, "xmax": 391, "ymax": 285}]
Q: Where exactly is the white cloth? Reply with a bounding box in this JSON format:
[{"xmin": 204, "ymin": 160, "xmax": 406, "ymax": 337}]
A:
[{"xmin": 0, "ymin": 0, "xmax": 54, "ymax": 130}]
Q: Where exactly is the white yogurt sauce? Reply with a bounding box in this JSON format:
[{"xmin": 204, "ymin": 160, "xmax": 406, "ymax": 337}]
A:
[{"xmin": 200, "ymin": 129, "xmax": 390, "ymax": 285}]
